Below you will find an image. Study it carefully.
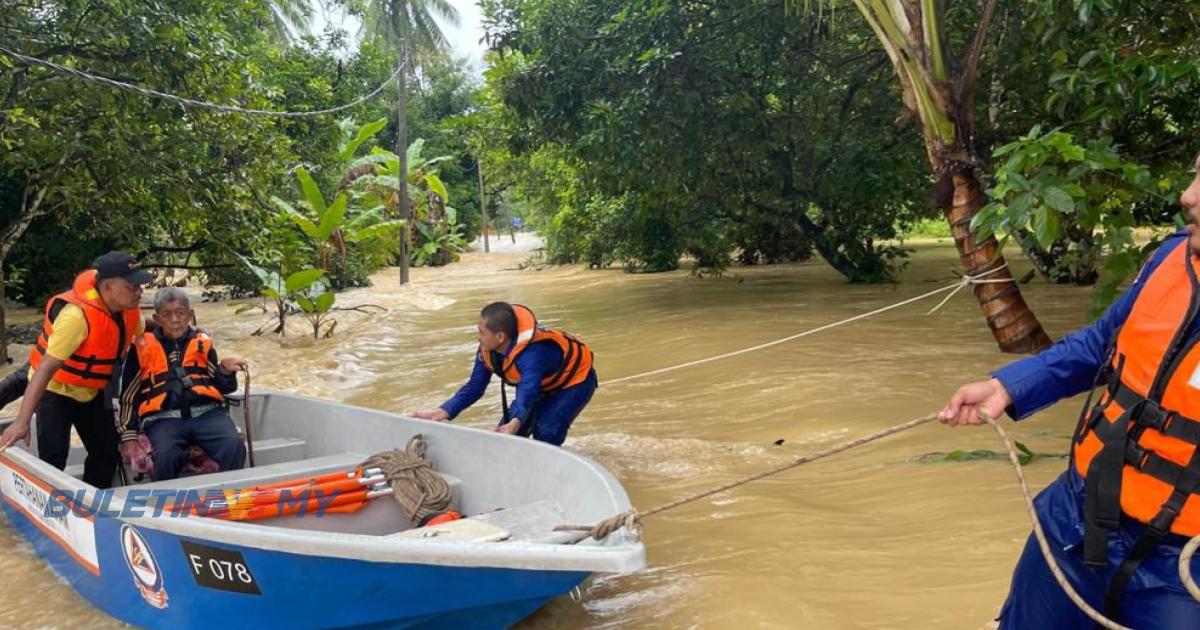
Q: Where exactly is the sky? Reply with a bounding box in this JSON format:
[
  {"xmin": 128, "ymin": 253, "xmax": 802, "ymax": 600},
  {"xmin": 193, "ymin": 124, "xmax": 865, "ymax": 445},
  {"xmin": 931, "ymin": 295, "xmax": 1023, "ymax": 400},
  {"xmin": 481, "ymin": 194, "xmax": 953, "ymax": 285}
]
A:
[{"xmin": 310, "ymin": 1, "xmax": 489, "ymax": 76}]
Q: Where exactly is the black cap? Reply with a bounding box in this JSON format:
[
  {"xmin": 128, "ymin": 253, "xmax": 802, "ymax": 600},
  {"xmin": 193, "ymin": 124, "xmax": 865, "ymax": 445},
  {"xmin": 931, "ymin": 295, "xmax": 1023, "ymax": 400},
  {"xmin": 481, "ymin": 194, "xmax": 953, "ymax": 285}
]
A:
[{"xmin": 92, "ymin": 251, "xmax": 154, "ymax": 285}]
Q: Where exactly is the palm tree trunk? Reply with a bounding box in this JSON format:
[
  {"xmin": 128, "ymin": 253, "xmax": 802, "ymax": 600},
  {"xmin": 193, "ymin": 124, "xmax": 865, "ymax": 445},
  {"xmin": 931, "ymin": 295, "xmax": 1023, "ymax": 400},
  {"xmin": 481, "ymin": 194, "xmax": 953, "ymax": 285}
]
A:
[
  {"xmin": 945, "ymin": 169, "xmax": 1051, "ymax": 353},
  {"xmin": 828, "ymin": 0, "xmax": 1050, "ymax": 353},
  {"xmin": 396, "ymin": 47, "xmax": 410, "ymax": 285}
]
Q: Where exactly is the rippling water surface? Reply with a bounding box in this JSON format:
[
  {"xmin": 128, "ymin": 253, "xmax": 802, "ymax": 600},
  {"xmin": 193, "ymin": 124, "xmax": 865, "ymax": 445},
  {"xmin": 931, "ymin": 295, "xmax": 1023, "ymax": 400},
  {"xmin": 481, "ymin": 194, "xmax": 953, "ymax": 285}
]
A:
[{"xmin": 0, "ymin": 235, "xmax": 1095, "ymax": 629}]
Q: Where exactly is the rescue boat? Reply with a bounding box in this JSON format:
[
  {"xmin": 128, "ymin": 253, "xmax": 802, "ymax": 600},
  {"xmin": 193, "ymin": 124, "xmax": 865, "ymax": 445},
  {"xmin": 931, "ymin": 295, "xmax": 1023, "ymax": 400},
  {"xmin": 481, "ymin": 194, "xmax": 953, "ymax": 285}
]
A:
[{"xmin": 0, "ymin": 391, "xmax": 644, "ymax": 629}]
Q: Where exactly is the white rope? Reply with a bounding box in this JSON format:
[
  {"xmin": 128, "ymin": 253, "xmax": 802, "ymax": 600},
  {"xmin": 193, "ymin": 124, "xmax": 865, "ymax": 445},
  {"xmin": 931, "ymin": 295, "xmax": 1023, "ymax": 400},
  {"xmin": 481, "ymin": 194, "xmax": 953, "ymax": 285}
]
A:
[
  {"xmin": 925, "ymin": 262, "xmax": 1010, "ymax": 315},
  {"xmin": 558, "ymin": 406, "xmax": 1188, "ymax": 627},
  {"xmin": 984, "ymin": 413, "xmax": 1131, "ymax": 630},
  {"xmin": 606, "ymin": 265, "xmax": 1014, "ymax": 386},
  {"xmin": 1181, "ymin": 535, "xmax": 1200, "ymax": 602},
  {"xmin": 0, "ymin": 45, "xmax": 408, "ymax": 118}
]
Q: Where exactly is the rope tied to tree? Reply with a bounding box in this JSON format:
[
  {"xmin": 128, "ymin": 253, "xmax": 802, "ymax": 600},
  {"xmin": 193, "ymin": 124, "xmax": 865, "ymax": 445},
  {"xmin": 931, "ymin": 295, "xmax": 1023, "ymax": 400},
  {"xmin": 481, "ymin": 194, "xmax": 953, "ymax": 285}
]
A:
[
  {"xmin": 924, "ymin": 262, "xmax": 1013, "ymax": 315},
  {"xmin": 360, "ymin": 436, "xmax": 451, "ymax": 523},
  {"xmin": 605, "ymin": 266, "xmax": 1015, "ymax": 387}
]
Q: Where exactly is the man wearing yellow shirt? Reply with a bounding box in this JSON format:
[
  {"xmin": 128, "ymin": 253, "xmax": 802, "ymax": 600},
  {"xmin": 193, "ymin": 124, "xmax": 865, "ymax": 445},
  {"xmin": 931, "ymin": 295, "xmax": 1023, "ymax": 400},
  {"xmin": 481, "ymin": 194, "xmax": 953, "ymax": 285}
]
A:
[{"xmin": 0, "ymin": 251, "xmax": 149, "ymax": 488}]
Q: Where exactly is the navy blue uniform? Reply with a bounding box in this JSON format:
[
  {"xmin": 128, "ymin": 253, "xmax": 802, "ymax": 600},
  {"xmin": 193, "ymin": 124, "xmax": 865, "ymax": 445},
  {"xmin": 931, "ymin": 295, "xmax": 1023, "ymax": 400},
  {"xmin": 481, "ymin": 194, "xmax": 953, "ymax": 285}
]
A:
[
  {"xmin": 440, "ymin": 341, "xmax": 596, "ymax": 445},
  {"xmin": 992, "ymin": 233, "xmax": 1200, "ymax": 629}
]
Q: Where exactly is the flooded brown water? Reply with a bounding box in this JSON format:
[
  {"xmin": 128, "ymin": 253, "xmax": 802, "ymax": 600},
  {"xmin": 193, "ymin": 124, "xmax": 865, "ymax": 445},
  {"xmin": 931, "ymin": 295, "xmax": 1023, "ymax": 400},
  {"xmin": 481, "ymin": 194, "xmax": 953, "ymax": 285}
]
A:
[{"xmin": 0, "ymin": 235, "xmax": 1099, "ymax": 629}]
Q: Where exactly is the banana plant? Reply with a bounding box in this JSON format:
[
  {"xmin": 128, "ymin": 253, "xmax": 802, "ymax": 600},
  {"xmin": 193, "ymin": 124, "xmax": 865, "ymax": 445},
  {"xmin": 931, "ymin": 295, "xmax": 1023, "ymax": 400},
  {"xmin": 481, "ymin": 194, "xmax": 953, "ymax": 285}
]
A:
[
  {"xmin": 272, "ymin": 166, "xmax": 403, "ymax": 275},
  {"xmin": 339, "ymin": 128, "xmax": 465, "ymax": 267},
  {"xmin": 236, "ymin": 257, "xmax": 325, "ymax": 336},
  {"xmin": 337, "ymin": 117, "xmax": 388, "ymax": 163},
  {"xmin": 295, "ymin": 280, "xmax": 338, "ymax": 339},
  {"xmin": 413, "ymin": 205, "xmax": 468, "ymax": 266}
]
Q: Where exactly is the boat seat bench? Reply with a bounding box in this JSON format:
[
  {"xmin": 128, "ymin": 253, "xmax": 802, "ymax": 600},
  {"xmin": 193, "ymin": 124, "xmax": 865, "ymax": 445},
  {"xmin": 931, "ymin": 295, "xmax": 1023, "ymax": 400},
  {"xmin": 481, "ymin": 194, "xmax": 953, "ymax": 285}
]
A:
[
  {"xmin": 68, "ymin": 436, "xmax": 316, "ymax": 484},
  {"xmin": 244, "ymin": 436, "xmax": 307, "ymax": 466}
]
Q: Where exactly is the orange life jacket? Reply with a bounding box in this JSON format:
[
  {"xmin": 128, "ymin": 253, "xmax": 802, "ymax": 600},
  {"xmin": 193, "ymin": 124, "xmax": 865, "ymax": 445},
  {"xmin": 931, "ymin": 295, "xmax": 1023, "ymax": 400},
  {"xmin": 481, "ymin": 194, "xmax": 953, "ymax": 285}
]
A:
[
  {"xmin": 133, "ymin": 330, "xmax": 224, "ymax": 417},
  {"xmin": 478, "ymin": 304, "xmax": 593, "ymax": 395},
  {"xmin": 1073, "ymin": 239, "xmax": 1200, "ymax": 571},
  {"xmin": 29, "ymin": 270, "xmax": 142, "ymax": 390}
]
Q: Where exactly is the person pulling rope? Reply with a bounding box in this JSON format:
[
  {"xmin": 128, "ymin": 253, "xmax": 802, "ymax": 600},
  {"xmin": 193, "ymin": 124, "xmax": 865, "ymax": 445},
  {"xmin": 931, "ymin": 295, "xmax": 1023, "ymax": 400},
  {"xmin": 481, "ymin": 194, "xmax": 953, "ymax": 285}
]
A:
[{"xmin": 556, "ymin": 410, "xmax": 1200, "ymax": 630}]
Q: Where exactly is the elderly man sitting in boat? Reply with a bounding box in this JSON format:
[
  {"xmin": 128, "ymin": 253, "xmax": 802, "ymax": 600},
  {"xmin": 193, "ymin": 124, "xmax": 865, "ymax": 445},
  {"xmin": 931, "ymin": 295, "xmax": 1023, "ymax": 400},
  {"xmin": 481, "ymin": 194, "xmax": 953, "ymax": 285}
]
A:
[
  {"xmin": 413, "ymin": 302, "xmax": 597, "ymax": 445},
  {"xmin": 116, "ymin": 287, "xmax": 248, "ymax": 480}
]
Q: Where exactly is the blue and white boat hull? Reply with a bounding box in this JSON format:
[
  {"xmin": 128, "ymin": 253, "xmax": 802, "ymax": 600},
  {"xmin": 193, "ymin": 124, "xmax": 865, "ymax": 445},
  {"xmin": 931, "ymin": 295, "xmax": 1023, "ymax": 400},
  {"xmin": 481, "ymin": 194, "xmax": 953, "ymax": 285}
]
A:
[{"xmin": 0, "ymin": 392, "xmax": 644, "ymax": 629}]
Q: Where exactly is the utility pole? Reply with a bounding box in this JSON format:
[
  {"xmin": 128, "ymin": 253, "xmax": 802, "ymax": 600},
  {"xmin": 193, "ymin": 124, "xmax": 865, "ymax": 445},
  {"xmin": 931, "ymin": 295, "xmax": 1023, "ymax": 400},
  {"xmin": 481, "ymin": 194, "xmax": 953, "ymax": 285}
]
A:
[
  {"xmin": 478, "ymin": 158, "xmax": 489, "ymax": 253},
  {"xmin": 396, "ymin": 43, "xmax": 410, "ymax": 285}
]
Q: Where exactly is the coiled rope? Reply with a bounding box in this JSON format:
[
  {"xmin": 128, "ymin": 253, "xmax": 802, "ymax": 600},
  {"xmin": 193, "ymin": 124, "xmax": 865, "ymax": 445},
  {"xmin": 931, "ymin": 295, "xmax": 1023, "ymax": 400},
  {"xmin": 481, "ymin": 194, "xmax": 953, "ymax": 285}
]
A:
[
  {"xmin": 1181, "ymin": 536, "xmax": 1200, "ymax": 603},
  {"xmin": 360, "ymin": 436, "xmax": 451, "ymax": 523},
  {"xmin": 0, "ymin": 45, "xmax": 408, "ymax": 118}
]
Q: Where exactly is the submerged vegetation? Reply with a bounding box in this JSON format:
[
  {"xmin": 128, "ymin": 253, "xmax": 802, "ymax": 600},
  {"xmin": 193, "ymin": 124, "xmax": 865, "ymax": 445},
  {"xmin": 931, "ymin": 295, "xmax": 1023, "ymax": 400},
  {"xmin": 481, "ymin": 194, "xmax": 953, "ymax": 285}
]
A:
[{"xmin": 915, "ymin": 441, "xmax": 1067, "ymax": 467}]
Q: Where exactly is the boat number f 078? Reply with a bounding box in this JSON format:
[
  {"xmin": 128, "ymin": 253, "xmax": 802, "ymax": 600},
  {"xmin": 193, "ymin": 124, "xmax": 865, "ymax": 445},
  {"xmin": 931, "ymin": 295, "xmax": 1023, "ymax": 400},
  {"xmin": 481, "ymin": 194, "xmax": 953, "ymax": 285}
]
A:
[{"xmin": 180, "ymin": 540, "xmax": 262, "ymax": 595}]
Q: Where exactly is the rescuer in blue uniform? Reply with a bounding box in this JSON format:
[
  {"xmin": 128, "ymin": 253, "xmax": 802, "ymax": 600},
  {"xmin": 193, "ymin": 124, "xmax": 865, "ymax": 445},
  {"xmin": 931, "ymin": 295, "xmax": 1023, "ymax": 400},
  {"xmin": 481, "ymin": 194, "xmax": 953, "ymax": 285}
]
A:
[{"xmin": 940, "ymin": 159, "xmax": 1200, "ymax": 629}]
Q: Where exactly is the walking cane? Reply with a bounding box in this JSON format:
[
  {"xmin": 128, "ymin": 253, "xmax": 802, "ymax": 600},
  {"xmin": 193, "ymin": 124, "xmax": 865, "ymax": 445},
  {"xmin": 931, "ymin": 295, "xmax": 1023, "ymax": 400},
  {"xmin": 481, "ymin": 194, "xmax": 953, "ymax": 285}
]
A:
[{"xmin": 242, "ymin": 366, "xmax": 255, "ymax": 468}]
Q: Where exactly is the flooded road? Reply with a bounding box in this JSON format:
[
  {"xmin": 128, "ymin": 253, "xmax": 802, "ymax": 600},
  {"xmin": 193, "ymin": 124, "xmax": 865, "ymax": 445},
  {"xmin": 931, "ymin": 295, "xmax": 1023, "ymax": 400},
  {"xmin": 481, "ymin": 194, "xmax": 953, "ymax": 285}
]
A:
[{"xmin": 0, "ymin": 234, "xmax": 1099, "ymax": 628}]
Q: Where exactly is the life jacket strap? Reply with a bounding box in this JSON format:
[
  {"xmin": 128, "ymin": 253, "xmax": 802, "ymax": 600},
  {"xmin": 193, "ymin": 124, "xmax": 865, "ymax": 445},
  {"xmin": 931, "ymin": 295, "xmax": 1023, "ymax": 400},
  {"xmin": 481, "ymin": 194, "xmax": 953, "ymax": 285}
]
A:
[
  {"xmin": 500, "ymin": 380, "xmax": 510, "ymax": 425},
  {"xmin": 142, "ymin": 402, "xmax": 221, "ymax": 424},
  {"xmin": 1083, "ymin": 400, "xmax": 1132, "ymax": 568},
  {"xmin": 67, "ymin": 352, "xmax": 117, "ymax": 367},
  {"xmin": 1111, "ymin": 381, "xmax": 1200, "ymax": 443},
  {"xmin": 1102, "ymin": 438, "xmax": 1200, "ymax": 617}
]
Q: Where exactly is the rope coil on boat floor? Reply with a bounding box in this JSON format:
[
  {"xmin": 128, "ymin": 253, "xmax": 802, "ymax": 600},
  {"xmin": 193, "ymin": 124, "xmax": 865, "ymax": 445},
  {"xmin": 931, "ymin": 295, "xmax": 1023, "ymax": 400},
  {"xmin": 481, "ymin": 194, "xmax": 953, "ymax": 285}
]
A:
[{"xmin": 361, "ymin": 436, "xmax": 451, "ymax": 523}]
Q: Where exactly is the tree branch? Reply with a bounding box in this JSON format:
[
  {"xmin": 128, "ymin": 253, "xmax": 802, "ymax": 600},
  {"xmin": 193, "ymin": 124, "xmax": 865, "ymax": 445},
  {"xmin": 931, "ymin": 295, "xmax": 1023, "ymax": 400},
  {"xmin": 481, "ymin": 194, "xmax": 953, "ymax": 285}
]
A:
[
  {"xmin": 333, "ymin": 304, "xmax": 389, "ymax": 314},
  {"xmin": 955, "ymin": 0, "xmax": 1001, "ymax": 143},
  {"xmin": 0, "ymin": 130, "xmax": 81, "ymax": 261},
  {"xmin": 2, "ymin": 67, "xmax": 26, "ymax": 110},
  {"xmin": 813, "ymin": 54, "xmax": 890, "ymax": 182},
  {"xmin": 140, "ymin": 263, "xmax": 233, "ymax": 271}
]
